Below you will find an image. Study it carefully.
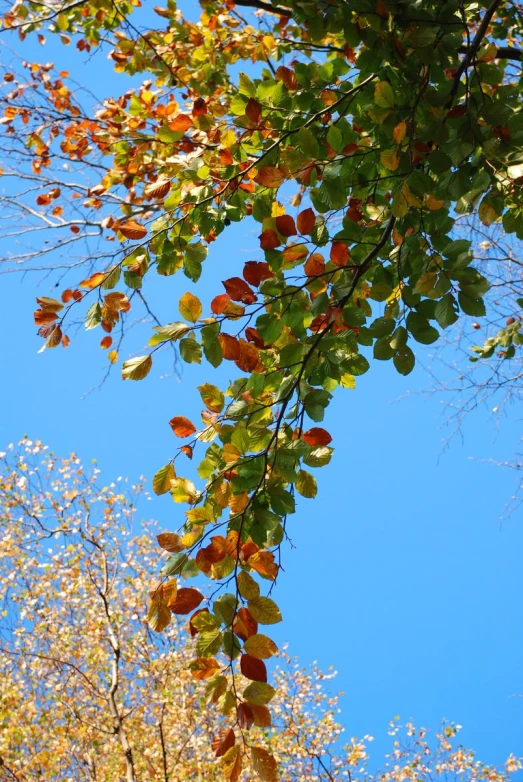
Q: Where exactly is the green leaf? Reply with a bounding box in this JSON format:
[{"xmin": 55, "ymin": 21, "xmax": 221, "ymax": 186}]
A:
[
  {"xmin": 374, "ymin": 81, "xmax": 395, "ymax": 108},
  {"xmin": 243, "ymin": 681, "xmax": 276, "ymax": 706},
  {"xmin": 295, "ymin": 470, "xmax": 317, "ymax": 498},
  {"xmin": 122, "ymin": 355, "xmax": 152, "ymax": 381},
  {"xmin": 196, "ymin": 630, "xmax": 223, "ymax": 657},
  {"xmin": 153, "ymin": 463, "xmax": 175, "ymax": 495},
  {"xmin": 434, "ymin": 293, "xmax": 459, "ymax": 329},
  {"xmin": 180, "ymin": 337, "xmax": 202, "ymax": 364},
  {"xmin": 393, "ymin": 346, "xmax": 415, "ymax": 375}
]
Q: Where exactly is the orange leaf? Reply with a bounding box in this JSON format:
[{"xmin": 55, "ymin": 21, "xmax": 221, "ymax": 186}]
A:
[
  {"xmin": 119, "ymin": 219, "xmax": 147, "ymax": 240},
  {"xmin": 297, "ymin": 208, "xmax": 316, "ymax": 235},
  {"xmin": 235, "ymin": 339, "xmax": 259, "ymax": 372},
  {"xmin": 100, "ymin": 336, "xmax": 112, "ymax": 349},
  {"xmin": 255, "ymin": 167, "xmax": 285, "ymax": 188},
  {"xmin": 79, "ymin": 272, "xmax": 105, "ymax": 290},
  {"xmin": 212, "ymin": 728, "xmax": 235, "ymax": 758},
  {"xmin": 259, "ymin": 228, "xmax": 280, "ymax": 250},
  {"xmin": 248, "ymin": 550, "xmax": 278, "ymax": 580},
  {"xmin": 211, "ymin": 293, "xmax": 231, "ymax": 314},
  {"xmin": 157, "ymin": 532, "xmax": 184, "ymax": 552},
  {"xmin": 303, "ymin": 427, "xmax": 332, "ymax": 446},
  {"xmin": 251, "ymin": 704, "xmax": 272, "ymax": 728},
  {"xmin": 61, "ymin": 288, "xmax": 74, "ymax": 303},
  {"xmin": 181, "ymin": 444, "xmax": 193, "ymax": 459},
  {"xmin": 169, "ymin": 587, "xmax": 204, "ymax": 614},
  {"xmin": 243, "ymin": 261, "xmax": 272, "ymax": 287},
  {"xmin": 330, "ymin": 242, "xmax": 350, "ymax": 267},
  {"xmin": 34, "ymin": 310, "xmax": 58, "ymax": 326},
  {"xmin": 169, "ymin": 416, "xmax": 196, "ymax": 437},
  {"xmin": 241, "ymin": 654, "xmax": 268, "ymax": 683},
  {"xmin": 275, "ymin": 214, "xmax": 296, "ymax": 237},
  {"xmin": 145, "ymin": 178, "xmax": 171, "ymax": 199},
  {"xmin": 189, "ymin": 657, "xmax": 220, "ymax": 680},
  {"xmin": 169, "ymin": 113, "xmax": 192, "ymax": 131},
  {"xmin": 218, "ymin": 333, "xmax": 241, "ymax": 360},
  {"xmin": 282, "ymin": 244, "xmax": 308, "ymax": 263},
  {"xmin": 304, "ymin": 253, "xmax": 325, "ymax": 277}
]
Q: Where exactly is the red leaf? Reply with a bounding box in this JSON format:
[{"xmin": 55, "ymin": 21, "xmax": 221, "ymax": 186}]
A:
[
  {"xmin": 303, "ymin": 427, "xmax": 332, "ymax": 446},
  {"xmin": 330, "ymin": 242, "xmax": 350, "ymax": 266},
  {"xmin": 169, "ymin": 416, "xmax": 196, "ymax": 437},
  {"xmin": 235, "ymin": 339, "xmax": 260, "ymax": 372},
  {"xmin": 192, "ymin": 97, "xmax": 207, "ymax": 117},
  {"xmin": 304, "ymin": 253, "xmax": 325, "ymax": 277},
  {"xmin": 212, "ymin": 728, "xmax": 235, "ymax": 758},
  {"xmin": 245, "ymin": 97, "xmax": 262, "ymax": 124},
  {"xmin": 169, "ymin": 587, "xmax": 204, "ymax": 614},
  {"xmin": 243, "ymin": 261, "xmax": 272, "ymax": 287},
  {"xmin": 275, "ymin": 214, "xmax": 297, "ymax": 237},
  {"xmin": 241, "ymin": 654, "xmax": 268, "ymax": 682},
  {"xmin": 211, "ymin": 293, "xmax": 231, "ymax": 314},
  {"xmin": 218, "ymin": 333, "xmax": 241, "ymax": 360},
  {"xmin": 259, "ymin": 229, "xmax": 280, "ymax": 250},
  {"xmin": 297, "ymin": 208, "xmax": 316, "ymax": 235},
  {"xmin": 100, "ymin": 336, "xmax": 112, "ymax": 349},
  {"xmin": 223, "ymin": 277, "xmax": 257, "ymax": 304},
  {"xmin": 343, "ymin": 142, "xmax": 358, "ymax": 155}
]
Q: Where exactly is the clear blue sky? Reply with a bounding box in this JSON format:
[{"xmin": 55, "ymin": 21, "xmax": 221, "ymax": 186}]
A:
[{"xmin": 1, "ymin": 3, "xmax": 522, "ymax": 769}]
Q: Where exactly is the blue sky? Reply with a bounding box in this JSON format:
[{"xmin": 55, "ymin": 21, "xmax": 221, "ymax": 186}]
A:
[{"xmin": 1, "ymin": 2, "xmax": 522, "ymax": 769}]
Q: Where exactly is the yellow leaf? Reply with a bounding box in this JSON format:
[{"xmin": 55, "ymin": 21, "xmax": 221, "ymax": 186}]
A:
[
  {"xmin": 243, "ymin": 633, "xmax": 278, "ymax": 659},
  {"xmin": 380, "ymin": 149, "xmax": 399, "ymax": 171},
  {"xmin": 153, "ymin": 464, "xmax": 176, "ymax": 495},
  {"xmin": 179, "ymin": 291, "xmax": 202, "ymax": 323},
  {"xmin": 147, "ymin": 594, "xmax": 171, "ymax": 632},
  {"xmin": 252, "ymin": 747, "xmax": 279, "ymax": 782},
  {"xmin": 221, "ymin": 746, "xmax": 242, "ymax": 781}
]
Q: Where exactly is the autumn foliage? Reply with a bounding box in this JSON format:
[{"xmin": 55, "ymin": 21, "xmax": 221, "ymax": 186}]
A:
[{"xmin": 2, "ymin": 0, "xmax": 523, "ymax": 772}]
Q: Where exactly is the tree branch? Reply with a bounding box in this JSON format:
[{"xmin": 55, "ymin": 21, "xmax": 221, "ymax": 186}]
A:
[
  {"xmin": 233, "ymin": 0, "xmax": 292, "ymax": 16},
  {"xmin": 449, "ymin": 0, "xmax": 503, "ymax": 102}
]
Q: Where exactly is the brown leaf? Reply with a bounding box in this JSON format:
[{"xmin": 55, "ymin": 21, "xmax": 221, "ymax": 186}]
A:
[
  {"xmin": 252, "ymin": 747, "xmax": 278, "ymax": 782},
  {"xmin": 248, "ymin": 550, "xmax": 278, "ymax": 580},
  {"xmin": 181, "ymin": 444, "xmax": 193, "ymax": 459},
  {"xmin": 218, "ymin": 333, "xmax": 241, "ymax": 360},
  {"xmin": 211, "ymin": 293, "xmax": 231, "ymax": 314},
  {"xmin": 169, "ymin": 113, "xmax": 192, "ymax": 131},
  {"xmin": 169, "ymin": 587, "xmax": 204, "ymax": 615},
  {"xmin": 189, "ymin": 657, "xmax": 220, "ymax": 680},
  {"xmin": 303, "ymin": 427, "xmax": 332, "ymax": 446},
  {"xmin": 245, "ymin": 97, "xmax": 262, "ymax": 124},
  {"xmin": 233, "ymin": 607, "xmax": 258, "ymax": 641},
  {"xmin": 235, "ymin": 339, "xmax": 260, "ymax": 372},
  {"xmin": 297, "ymin": 208, "xmax": 316, "ymax": 235},
  {"xmin": 243, "ymin": 261, "xmax": 272, "ymax": 287},
  {"xmin": 275, "ymin": 214, "xmax": 296, "ymax": 237},
  {"xmin": 282, "ymin": 244, "xmax": 308, "ymax": 263},
  {"xmin": 119, "ymin": 219, "xmax": 147, "ymax": 240},
  {"xmin": 275, "ymin": 65, "xmax": 298, "ymax": 90},
  {"xmin": 330, "ymin": 241, "xmax": 350, "ymax": 267},
  {"xmin": 251, "ymin": 704, "xmax": 272, "ymax": 728},
  {"xmin": 212, "ymin": 727, "xmax": 236, "ymax": 758},
  {"xmin": 241, "ymin": 654, "xmax": 268, "ymax": 683},
  {"xmin": 145, "ymin": 178, "xmax": 171, "ymax": 199},
  {"xmin": 169, "ymin": 416, "xmax": 196, "ymax": 438},
  {"xmin": 223, "ymin": 277, "xmax": 257, "ymax": 304},
  {"xmin": 100, "ymin": 336, "xmax": 112, "ymax": 349},
  {"xmin": 221, "ymin": 745, "xmax": 242, "ymax": 781},
  {"xmin": 304, "ymin": 253, "xmax": 325, "ymax": 277},
  {"xmin": 255, "ymin": 167, "xmax": 285, "ymax": 188},
  {"xmin": 237, "ymin": 702, "xmax": 255, "ymax": 730},
  {"xmin": 259, "ymin": 229, "xmax": 280, "ymax": 250},
  {"xmin": 156, "ymin": 532, "xmax": 184, "ymax": 553}
]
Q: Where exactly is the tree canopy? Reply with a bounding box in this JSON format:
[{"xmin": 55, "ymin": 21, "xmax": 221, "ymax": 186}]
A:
[
  {"xmin": 1, "ymin": 439, "xmax": 522, "ymax": 780},
  {"xmin": 1, "ymin": 0, "xmax": 523, "ymax": 774}
]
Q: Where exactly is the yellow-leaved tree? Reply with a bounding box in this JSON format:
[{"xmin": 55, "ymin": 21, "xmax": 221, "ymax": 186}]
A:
[{"xmin": 0, "ymin": 438, "xmax": 521, "ymax": 781}]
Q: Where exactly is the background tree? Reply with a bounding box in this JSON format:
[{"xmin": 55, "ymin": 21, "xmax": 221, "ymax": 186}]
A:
[
  {"xmin": 1, "ymin": 0, "xmax": 523, "ymax": 766},
  {"xmin": 0, "ymin": 438, "xmax": 521, "ymax": 781}
]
